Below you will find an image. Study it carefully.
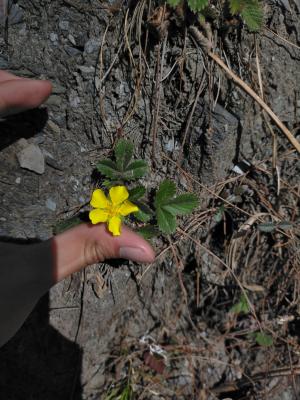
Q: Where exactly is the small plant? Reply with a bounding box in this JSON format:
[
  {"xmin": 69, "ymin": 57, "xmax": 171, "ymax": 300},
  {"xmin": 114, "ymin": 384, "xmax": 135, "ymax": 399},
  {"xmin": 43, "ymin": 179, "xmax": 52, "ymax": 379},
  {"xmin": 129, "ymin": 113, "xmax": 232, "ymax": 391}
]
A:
[
  {"xmin": 91, "ymin": 139, "xmax": 198, "ymax": 237},
  {"xmin": 104, "ymin": 380, "xmax": 134, "ymax": 400},
  {"xmin": 230, "ymin": 293, "xmax": 250, "ymax": 314},
  {"xmin": 166, "ymin": 0, "xmax": 263, "ymax": 32},
  {"xmin": 252, "ymin": 331, "xmax": 273, "ymax": 347}
]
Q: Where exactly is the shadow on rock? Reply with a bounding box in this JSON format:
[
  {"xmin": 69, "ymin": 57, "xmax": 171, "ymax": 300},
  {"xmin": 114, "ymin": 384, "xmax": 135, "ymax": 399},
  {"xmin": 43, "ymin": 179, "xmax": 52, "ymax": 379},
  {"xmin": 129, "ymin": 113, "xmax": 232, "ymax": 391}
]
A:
[
  {"xmin": 0, "ymin": 107, "xmax": 48, "ymax": 151},
  {"xmin": 0, "ymin": 294, "xmax": 83, "ymax": 400}
]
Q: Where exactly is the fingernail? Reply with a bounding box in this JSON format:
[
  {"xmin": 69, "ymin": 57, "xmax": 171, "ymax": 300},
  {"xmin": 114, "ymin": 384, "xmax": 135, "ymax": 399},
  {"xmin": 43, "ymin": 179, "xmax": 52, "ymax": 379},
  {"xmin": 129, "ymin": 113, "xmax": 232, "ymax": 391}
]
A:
[{"xmin": 119, "ymin": 246, "xmax": 149, "ymax": 263}]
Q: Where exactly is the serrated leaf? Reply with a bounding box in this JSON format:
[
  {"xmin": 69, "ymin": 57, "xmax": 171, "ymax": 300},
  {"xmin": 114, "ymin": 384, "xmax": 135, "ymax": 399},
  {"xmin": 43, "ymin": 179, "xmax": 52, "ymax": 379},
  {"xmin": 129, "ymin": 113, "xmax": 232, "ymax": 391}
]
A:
[
  {"xmin": 230, "ymin": 294, "xmax": 250, "ymax": 314},
  {"xmin": 115, "ymin": 139, "xmax": 134, "ymax": 171},
  {"xmin": 229, "ymin": 0, "xmax": 242, "ymax": 14},
  {"xmin": 167, "ymin": 0, "xmax": 181, "ymax": 7},
  {"xmin": 155, "ymin": 180, "xmax": 176, "ymax": 207},
  {"xmin": 187, "ymin": 0, "xmax": 208, "ymax": 12},
  {"xmin": 96, "ymin": 159, "xmax": 119, "ymax": 179},
  {"xmin": 123, "ymin": 160, "xmax": 148, "ymax": 180},
  {"xmin": 277, "ymin": 221, "xmax": 293, "ymax": 231},
  {"xmin": 258, "ymin": 222, "xmax": 275, "ymax": 233},
  {"xmin": 134, "ymin": 201, "xmax": 153, "ymax": 223},
  {"xmin": 156, "ymin": 207, "xmax": 177, "ymax": 234},
  {"xmin": 255, "ymin": 332, "xmax": 273, "ymax": 347},
  {"xmin": 128, "ymin": 186, "xmax": 146, "ymax": 202},
  {"xmin": 162, "ymin": 193, "xmax": 198, "ymax": 215},
  {"xmin": 137, "ymin": 225, "xmax": 160, "ymax": 239},
  {"xmin": 241, "ymin": 0, "xmax": 263, "ymax": 32}
]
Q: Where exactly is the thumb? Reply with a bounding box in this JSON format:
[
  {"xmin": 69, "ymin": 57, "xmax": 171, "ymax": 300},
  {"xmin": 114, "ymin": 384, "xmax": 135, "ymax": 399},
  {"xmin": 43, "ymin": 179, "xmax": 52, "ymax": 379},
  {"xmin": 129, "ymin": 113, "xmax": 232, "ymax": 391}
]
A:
[{"xmin": 52, "ymin": 223, "xmax": 155, "ymax": 283}]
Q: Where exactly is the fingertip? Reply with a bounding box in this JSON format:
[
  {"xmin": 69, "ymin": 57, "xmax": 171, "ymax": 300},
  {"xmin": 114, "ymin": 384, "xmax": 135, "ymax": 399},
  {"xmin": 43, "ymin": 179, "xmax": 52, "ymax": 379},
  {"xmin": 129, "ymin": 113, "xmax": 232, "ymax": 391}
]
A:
[
  {"xmin": 0, "ymin": 78, "xmax": 53, "ymax": 116},
  {"xmin": 28, "ymin": 79, "xmax": 52, "ymax": 104},
  {"xmin": 117, "ymin": 226, "xmax": 156, "ymax": 264}
]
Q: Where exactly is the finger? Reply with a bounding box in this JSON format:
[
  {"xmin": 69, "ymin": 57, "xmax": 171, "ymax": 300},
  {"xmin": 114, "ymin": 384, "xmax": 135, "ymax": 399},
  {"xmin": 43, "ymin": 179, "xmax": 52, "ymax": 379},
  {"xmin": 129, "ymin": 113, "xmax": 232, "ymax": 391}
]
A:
[
  {"xmin": 52, "ymin": 223, "xmax": 155, "ymax": 282},
  {"xmin": 0, "ymin": 79, "xmax": 52, "ymax": 117},
  {"xmin": 0, "ymin": 70, "xmax": 24, "ymax": 83}
]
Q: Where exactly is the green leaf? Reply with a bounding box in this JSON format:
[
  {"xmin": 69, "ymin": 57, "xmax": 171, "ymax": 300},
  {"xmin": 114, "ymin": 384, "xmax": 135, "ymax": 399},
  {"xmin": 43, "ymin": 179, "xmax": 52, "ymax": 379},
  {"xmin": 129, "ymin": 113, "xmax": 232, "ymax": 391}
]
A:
[
  {"xmin": 167, "ymin": 0, "xmax": 181, "ymax": 6},
  {"xmin": 277, "ymin": 221, "xmax": 293, "ymax": 231},
  {"xmin": 187, "ymin": 0, "xmax": 208, "ymax": 12},
  {"xmin": 230, "ymin": 294, "xmax": 250, "ymax": 314},
  {"xmin": 162, "ymin": 193, "xmax": 198, "ymax": 216},
  {"xmin": 123, "ymin": 160, "xmax": 148, "ymax": 180},
  {"xmin": 258, "ymin": 222, "xmax": 275, "ymax": 233},
  {"xmin": 241, "ymin": 0, "xmax": 263, "ymax": 32},
  {"xmin": 134, "ymin": 201, "xmax": 153, "ymax": 223},
  {"xmin": 155, "ymin": 180, "xmax": 176, "ymax": 207},
  {"xmin": 137, "ymin": 225, "xmax": 160, "ymax": 239},
  {"xmin": 156, "ymin": 207, "xmax": 177, "ymax": 234},
  {"xmin": 120, "ymin": 385, "xmax": 133, "ymax": 400},
  {"xmin": 229, "ymin": 0, "xmax": 242, "ymax": 14},
  {"xmin": 115, "ymin": 139, "xmax": 134, "ymax": 171},
  {"xmin": 102, "ymin": 179, "xmax": 124, "ymax": 188},
  {"xmin": 128, "ymin": 186, "xmax": 146, "ymax": 202},
  {"xmin": 255, "ymin": 332, "xmax": 273, "ymax": 347},
  {"xmin": 96, "ymin": 159, "xmax": 119, "ymax": 179}
]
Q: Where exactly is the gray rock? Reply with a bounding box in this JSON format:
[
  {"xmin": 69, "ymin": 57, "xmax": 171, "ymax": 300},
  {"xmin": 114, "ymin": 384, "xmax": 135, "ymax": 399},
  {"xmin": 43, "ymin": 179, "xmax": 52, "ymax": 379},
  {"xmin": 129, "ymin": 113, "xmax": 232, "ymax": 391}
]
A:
[
  {"xmin": 8, "ymin": 3, "xmax": 23, "ymax": 24},
  {"xmin": 59, "ymin": 20, "xmax": 69, "ymax": 30},
  {"xmin": 64, "ymin": 46, "xmax": 82, "ymax": 57},
  {"xmin": 0, "ymin": 55, "xmax": 9, "ymax": 69},
  {"xmin": 68, "ymin": 34, "xmax": 76, "ymax": 46},
  {"xmin": 69, "ymin": 91, "xmax": 81, "ymax": 108},
  {"xmin": 187, "ymin": 100, "xmax": 239, "ymax": 185},
  {"xmin": 78, "ymin": 65, "xmax": 95, "ymax": 75},
  {"xmin": 49, "ymin": 32, "xmax": 58, "ymax": 43},
  {"xmin": 17, "ymin": 144, "xmax": 45, "ymax": 174},
  {"xmin": 45, "ymin": 198, "xmax": 57, "ymax": 212},
  {"xmin": 46, "ymin": 95, "xmax": 62, "ymax": 107},
  {"xmin": 84, "ymin": 38, "xmax": 100, "ymax": 54}
]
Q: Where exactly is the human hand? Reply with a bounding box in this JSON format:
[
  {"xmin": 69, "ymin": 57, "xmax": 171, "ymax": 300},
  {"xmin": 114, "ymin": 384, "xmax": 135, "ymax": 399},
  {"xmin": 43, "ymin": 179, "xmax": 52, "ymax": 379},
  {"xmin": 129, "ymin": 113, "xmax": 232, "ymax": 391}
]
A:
[{"xmin": 0, "ymin": 71, "xmax": 155, "ymax": 282}]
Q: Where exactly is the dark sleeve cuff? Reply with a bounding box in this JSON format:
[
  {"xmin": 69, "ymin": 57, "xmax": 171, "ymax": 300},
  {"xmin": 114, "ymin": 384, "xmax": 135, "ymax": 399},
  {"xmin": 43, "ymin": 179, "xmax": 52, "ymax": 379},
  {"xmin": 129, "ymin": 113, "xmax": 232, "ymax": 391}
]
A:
[{"xmin": 0, "ymin": 239, "xmax": 54, "ymax": 347}]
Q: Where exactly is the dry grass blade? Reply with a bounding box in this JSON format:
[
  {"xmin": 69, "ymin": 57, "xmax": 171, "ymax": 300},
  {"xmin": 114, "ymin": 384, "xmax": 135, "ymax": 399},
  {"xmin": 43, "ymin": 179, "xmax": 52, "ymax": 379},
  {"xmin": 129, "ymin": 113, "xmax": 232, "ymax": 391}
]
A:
[
  {"xmin": 226, "ymin": 213, "xmax": 268, "ymax": 271},
  {"xmin": 264, "ymin": 26, "xmax": 300, "ymax": 51}
]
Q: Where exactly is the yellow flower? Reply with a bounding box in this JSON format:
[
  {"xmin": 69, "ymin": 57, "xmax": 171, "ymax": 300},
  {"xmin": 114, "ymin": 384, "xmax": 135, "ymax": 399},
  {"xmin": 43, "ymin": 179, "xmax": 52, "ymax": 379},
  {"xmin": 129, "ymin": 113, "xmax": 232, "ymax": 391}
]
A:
[{"xmin": 89, "ymin": 186, "xmax": 139, "ymax": 236}]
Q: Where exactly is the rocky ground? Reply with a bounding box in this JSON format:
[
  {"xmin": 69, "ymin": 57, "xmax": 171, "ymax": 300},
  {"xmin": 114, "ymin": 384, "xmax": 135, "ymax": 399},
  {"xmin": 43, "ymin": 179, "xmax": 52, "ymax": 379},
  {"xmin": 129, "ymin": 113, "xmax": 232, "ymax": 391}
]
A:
[{"xmin": 0, "ymin": 0, "xmax": 300, "ymax": 399}]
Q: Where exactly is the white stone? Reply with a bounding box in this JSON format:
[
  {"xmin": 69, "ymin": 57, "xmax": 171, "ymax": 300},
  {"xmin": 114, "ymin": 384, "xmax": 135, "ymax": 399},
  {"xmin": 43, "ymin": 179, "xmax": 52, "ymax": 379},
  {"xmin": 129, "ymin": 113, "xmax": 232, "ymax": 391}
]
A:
[{"xmin": 17, "ymin": 144, "xmax": 45, "ymax": 174}]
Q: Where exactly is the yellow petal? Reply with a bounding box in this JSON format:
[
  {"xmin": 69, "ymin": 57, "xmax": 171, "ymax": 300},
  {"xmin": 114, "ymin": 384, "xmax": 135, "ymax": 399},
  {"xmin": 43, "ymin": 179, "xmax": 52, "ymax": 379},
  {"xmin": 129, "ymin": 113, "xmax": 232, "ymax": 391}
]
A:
[
  {"xmin": 109, "ymin": 186, "xmax": 129, "ymax": 206},
  {"xmin": 119, "ymin": 200, "xmax": 139, "ymax": 216},
  {"xmin": 89, "ymin": 209, "xmax": 109, "ymax": 224},
  {"xmin": 90, "ymin": 189, "xmax": 110, "ymax": 209},
  {"xmin": 108, "ymin": 216, "xmax": 122, "ymax": 236}
]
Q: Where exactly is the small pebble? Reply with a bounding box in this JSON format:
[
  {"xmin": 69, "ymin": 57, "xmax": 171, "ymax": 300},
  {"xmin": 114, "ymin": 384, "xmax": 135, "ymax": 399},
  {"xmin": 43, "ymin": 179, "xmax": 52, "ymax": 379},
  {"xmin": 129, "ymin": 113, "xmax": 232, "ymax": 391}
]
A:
[
  {"xmin": 59, "ymin": 20, "xmax": 69, "ymax": 30},
  {"xmin": 45, "ymin": 198, "xmax": 57, "ymax": 212},
  {"xmin": 50, "ymin": 32, "xmax": 58, "ymax": 42},
  {"xmin": 84, "ymin": 38, "xmax": 100, "ymax": 54}
]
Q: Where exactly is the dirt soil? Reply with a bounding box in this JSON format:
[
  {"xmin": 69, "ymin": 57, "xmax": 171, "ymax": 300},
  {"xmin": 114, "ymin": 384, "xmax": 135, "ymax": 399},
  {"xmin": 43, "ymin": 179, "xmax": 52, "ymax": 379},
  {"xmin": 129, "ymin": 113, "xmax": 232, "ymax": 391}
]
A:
[{"xmin": 0, "ymin": 0, "xmax": 300, "ymax": 399}]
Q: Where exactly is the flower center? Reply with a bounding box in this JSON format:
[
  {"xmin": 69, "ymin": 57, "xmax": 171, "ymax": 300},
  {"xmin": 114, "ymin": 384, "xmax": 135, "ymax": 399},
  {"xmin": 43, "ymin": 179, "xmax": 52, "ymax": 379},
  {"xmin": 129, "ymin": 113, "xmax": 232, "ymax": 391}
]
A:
[{"xmin": 108, "ymin": 204, "xmax": 121, "ymax": 218}]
